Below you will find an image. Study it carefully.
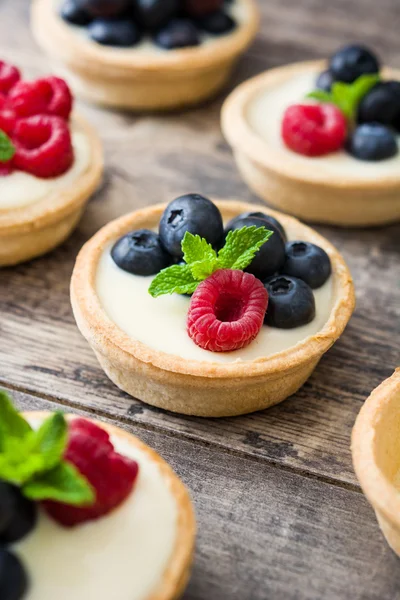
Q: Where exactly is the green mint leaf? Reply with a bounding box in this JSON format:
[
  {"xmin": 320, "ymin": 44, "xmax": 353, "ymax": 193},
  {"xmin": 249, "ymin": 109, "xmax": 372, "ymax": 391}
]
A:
[
  {"xmin": 0, "ymin": 390, "xmax": 32, "ymax": 442},
  {"xmin": 182, "ymin": 232, "xmax": 218, "ymax": 281},
  {"xmin": 149, "ymin": 264, "xmax": 198, "ymax": 298},
  {"xmin": 0, "ymin": 442, "xmax": 46, "ymax": 485},
  {"xmin": 32, "ymin": 412, "xmax": 68, "ymax": 471},
  {"xmin": 0, "ymin": 130, "xmax": 15, "ymax": 163},
  {"xmin": 217, "ymin": 226, "xmax": 273, "ymax": 271},
  {"xmin": 306, "ymin": 90, "xmax": 333, "ymax": 103},
  {"xmin": 22, "ymin": 461, "xmax": 95, "ymax": 506}
]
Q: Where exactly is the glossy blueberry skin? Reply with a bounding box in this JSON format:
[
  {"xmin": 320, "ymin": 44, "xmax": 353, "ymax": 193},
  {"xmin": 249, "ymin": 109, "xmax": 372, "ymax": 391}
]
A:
[
  {"xmin": 358, "ymin": 81, "xmax": 400, "ymax": 130},
  {"xmin": 282, "ymin": 241, "xmax": 331, "ymax": 289},
  {"xmin": 226, "ymin": 216, "xmax": 286, "ymax": 280},
  {"xmin": 88, "ymin": 18, "xmax": 141, "ymax": 46},
  {"xmin": 316, "ymin": 69, "xmax": 335, "ymax": 92},
  {"xmin": 329, "ymin": 45, "xmax": 380, "ymax": 83},
  {"xmin": 132, "ymin": 0, "xmax": 179, "ymax": 31},
  {"xmin": 112, "ymin": 229, "xmax": 172, "ymax": 276},
  {"xmin": 225, "ymin": 211, "xmax": 287, "ymax": 242},
  {"xmin": 0, "ymin": 483, "xmax": 37, "ymax": 545},
  {"xmin": 154, "ymin": 19, "xmax": 200, "ymax": 49},
  {"xmin": 77, "ymin": 0, "xmax": 131, "ymax": 18},
  {"xmin": 0, "ymin": 550, "xmax": 29, "ymax": 600},
  {"xmin": 347, "ymin": 123, "xmax": 398, "ymax": 161},
  {"xmin": 60, "ymin": 0, "xmax": 92, "ymax": 25},
  {"xmin": 159, "ymin": 194, "xmax": 224, "ymax": 258},
  {"xmin": 198, "ymin": 11, "xmax": 236, "ymax": 34},
  {"xmin": 264, "ymin": 275, "xmax": 315, "ymax": 329}
]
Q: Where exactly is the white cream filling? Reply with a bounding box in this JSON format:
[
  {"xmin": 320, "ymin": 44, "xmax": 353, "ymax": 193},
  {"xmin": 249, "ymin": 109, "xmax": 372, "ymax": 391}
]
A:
[
  {"xmin": 246, "ymin": 71, "xmax": 400, "ymax": 180},
  {"xmin": 0, "ymin": 128, "xmax": 91, "ymax": 210},
  {"xmin": 95, "ymin": 236, "xmax": 334, "ymax": 364},
  {"xmin": 14, "ymin": 430, "xmax": 178, "ymax": 600}
]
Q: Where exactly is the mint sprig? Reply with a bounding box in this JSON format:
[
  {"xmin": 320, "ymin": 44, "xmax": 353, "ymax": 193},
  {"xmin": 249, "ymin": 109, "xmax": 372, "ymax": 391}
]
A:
[
  {"xmin": 307, "ymin": 73, "xmax": 380, "ymax": 121},
  {"xmin": 0, "ymin": 391, "xmax": 95, "ymax": 507},
  {"xmin": 149, "ymin": 225, "xmax": 273, "ymax": 298},
  {"xmin": 0, "ymin": 130, "xmax": 15, "ymax": 163}
]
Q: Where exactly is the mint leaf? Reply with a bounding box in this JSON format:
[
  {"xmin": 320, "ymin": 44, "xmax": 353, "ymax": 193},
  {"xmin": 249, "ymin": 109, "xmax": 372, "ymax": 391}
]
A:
[
  {"xmin": 217, "ymin": 226, "xmax": 273, "ymax": 271},
  {"xmin": 307, "ymin": 90, "xmax": 333, "ymax": 103},
  {"xmin": 182, "ymin": 233, "xmax": 218, "ymax": 280},
  {"xmin": 149, "ymin": 264, "xmax": 198, "ymax": 298},
  {"xmin": 32, "ymin": 412, "xmax": 68, "ymax": 471},
  {"xmin": 22, "ymin": 461, "xmax": 95, "ymax": 506},
  {"xmin": 0, "ymin": 131, "xmax": 15, "ymax": 163},
  {"xmin": 0, "ymin": 390, "xmax": 32, "ymax": 442}
]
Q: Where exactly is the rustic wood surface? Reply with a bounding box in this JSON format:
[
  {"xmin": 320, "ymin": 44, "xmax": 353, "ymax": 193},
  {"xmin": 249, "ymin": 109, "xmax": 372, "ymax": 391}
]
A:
[{"xmin": 1, "ymin": 0, "xmax": 400, "ymax": 598}]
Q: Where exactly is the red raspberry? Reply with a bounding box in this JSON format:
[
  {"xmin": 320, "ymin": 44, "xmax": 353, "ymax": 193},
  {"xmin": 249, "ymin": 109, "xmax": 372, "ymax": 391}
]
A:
[
  {"xmin": 282, "ymin": 103, "xmax": 347, "ymax": 156},
  {"xmin": 13, "ymin": 115, "xmax": 74, "ymax": 178},
  {"xmin": 0, "ymin": 61, "xmax": 21, "ymax": 95},
  {"xmin": 0, "ymin": 94, "xmax": 17, "ymax": 136},
  {"xmin": 44, "ymin": 419, "xmax": 139, "ymax": 527},
  {"xmin": 183, "ymin": 0, "xmax": 223, "ymax": 17},
  {"xmin": 0, "ymin": 164, "xmax": 14, "ymax": 176},
  {"xmin": 187, "ymin": 269, "xmax": 268, "ymax": 352},
  {"xmin": 8, "ymin": 77, "xmax": 72, "ymax": 120}
]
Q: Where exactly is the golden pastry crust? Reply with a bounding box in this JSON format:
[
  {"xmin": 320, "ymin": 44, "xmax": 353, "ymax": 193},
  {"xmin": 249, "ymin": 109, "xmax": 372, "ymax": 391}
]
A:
[
  {"xmin": 25, "ymin": 411, "xmax": 196, "ymax": 600},
  {"xmin": 0, "ymin": 114, "xmax": 103, "ymax": 266},
  {"xmin": 71, "ymin": 200, "xmax": 355, "ymax": 417},
  {"xmin": 31, "ymin": 0, "xmax": 259, "ymax": 111},
  {"xmin": 222, "ymin": 61, "xmax": 400, "ymax": 227},
  {"xmin": 352, "ymin": 369, "xmax": 400, "ymax": 556}
]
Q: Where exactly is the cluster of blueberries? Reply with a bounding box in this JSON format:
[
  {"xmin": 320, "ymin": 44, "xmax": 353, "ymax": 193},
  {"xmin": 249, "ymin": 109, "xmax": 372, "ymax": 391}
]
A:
[
  {"xmin": 60, "ymin": 0, "xmax": 236, "ymax": 49},
  {"xmin": 0, "ymin": 482, "xmax": 37, "ymax": 600},
  {"xmin": 316, "ymin": 44, "xmax": 400, "ymax": 161},
  {"xmin": 111, "ymin": 194, "xmax": 332, "ymax": 330}
]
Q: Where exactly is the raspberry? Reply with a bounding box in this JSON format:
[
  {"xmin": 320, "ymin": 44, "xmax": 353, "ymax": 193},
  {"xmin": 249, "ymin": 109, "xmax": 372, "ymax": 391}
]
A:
[
  {"xmin": 7, "ymin": 76, "xmax": 72, "ymax": 120},
  {"xmin": 0, "ymin": 61, "xmax": 21, "ymax": 95},
  {"xmin": 13, "ymin": 115, "xmax": 74, "ymax": 178},
  {"xmin": 0, "ymin": 164, "xmax": 14, "ymax": 176},
  {"xmin": 187, "ymin": 269, "xmax": 268, "ymax": 352},
  {"xmin": 0, "ymin": 97, "xmax": 17, "ymax": 136},
  {"xmin": 44, "ymin": 419, "xmax": 139, "ymax": 527},
  {"xmin": 43, "ymin": 77, "xmax": 73, "ymax": 120},
  {"xmin": 282, "ymin": 103, "xmax": 347, "ymax": 157}
]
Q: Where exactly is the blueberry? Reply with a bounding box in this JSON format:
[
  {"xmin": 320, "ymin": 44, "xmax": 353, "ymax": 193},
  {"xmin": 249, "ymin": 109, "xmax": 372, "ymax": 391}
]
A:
[
  {"xmin": 159, "ymin": 194, "xmax": 224, "ymax": 258},
  {"xmin": 264, "ymin": 276, "xmax": 315, "ymax": 329},
  {"xmin": 225, "ymin": 211, "xmax": 287, "ymax": 242},
  {"xmin": 132, "ymin": 0, "xmax": 179, "ymax": 31},
  {"xmin": 347, "ymin": 123, "xmax": 398, "ymax": 161},
  {"xmin": 0, "ymin": 550, "xmax": 29, "ymax": 600},
  {"xmin": 226, "ymin": 216, "xmax": 286, "ymax": 280},
  {"xmin": 329, "ymin": 45, "xmax": 380, "ymax": 83},
  {"xmin": 76, "ymin": 0, "xmax": 131, "ymax": 18},
  {"xmin": 282, "ymin": 241, "xmax": 331, "ymax": 289},
  {"xmin": 88, "ymin": 18, "xmax": 141, "ymax": 46},
  {"xmin": 60, "ymin": 0, "xmax": 92, "ymax": 25},
  {"xmin": 0, "ymin": 483, "xmax": 37, "ymax": 545},
  {"xmin": 111, "ymin": 229, "xmax": 172, "ymax": 276},
  {"xmin": 154, "ymin": 19, "xmax": 200, "ymax": 49},
  {"xmin": 316, "ymin": 69, "xmax": 335, "ymax": 92},
  {"xmin": 358, "ymin": 81, "xmax": 400, "ymax": 130},
  {"xmin": 198, "ymin": 11, "xmax": 236, "ymax": 34}
]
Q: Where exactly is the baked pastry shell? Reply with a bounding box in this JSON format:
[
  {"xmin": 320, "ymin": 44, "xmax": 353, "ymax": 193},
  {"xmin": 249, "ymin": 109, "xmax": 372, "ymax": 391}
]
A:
[
  {"xmin": 0, "ymin": 114, "xmax": 103, "ymax": 267},
  {"xmin": 31, "ymin": 0, "xmax": 260, "ymax": 111},
  {"xmin": 71, "ymin": 200, "xmax": 355, "ymax": 417},
  {"xmin": 25, "ymin": 411, "xmax": 196, "ymax": 600},
  {"xmin": 221, "ymin": 61, "xmax": 400, "ymax": 227},
  {"xmin": 352, "ymin": 369, "xmax": 400, "ymax": 556}
]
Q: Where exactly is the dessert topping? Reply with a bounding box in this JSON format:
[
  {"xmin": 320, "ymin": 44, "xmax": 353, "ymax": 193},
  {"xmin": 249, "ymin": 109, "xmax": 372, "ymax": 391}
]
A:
[
  {"xmin": 347, "ymin": 123, "xmax": 398, "ymax": 161},
  {"xmin": 264, "ymin": 276, "xmax": 316, "ymax": 329},
  {"xmin": 0, "ymin": 61, "xmax": 20, "ymax": 95},
  {"xmin": 329, "ymin": 45, "xmax": 380, "ymax": 84},
  {"xmin": 282, "ymin": 241, "xmax": 331, "ymax": 289},
  {"xmin": 0, "ymin": 549, "xmax": 28, "ymax": 600},
  {"xmin": 112, "ymin": 229, "xmax": 172, "ymax": 276}
]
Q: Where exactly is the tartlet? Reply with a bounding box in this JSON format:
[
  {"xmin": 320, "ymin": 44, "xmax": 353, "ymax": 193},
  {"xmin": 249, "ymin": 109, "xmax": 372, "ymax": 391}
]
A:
[
  {"xmin": 71, "ymin": 199, "xmax": 355, "ymax": 417},
  {"xmin": 221, "ymin": 60, "xmax": 400, "ymax": 227},
  {"xmin": 0, "ymin": 114, "xmax": 103, "ymax": 267},
  {"xmin": 352, "ymin": 369, "xmax": 400, "ymax": 556},
  {"xmin": 31, "ymin": 0, "xmax": 259, "ymax": 111}
]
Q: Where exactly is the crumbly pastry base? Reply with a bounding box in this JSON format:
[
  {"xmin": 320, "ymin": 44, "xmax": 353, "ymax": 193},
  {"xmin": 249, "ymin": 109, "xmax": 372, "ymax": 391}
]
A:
[
  {"xmin": 352, "ymin": 369, "xmax": 400, "ymax": 557},
  {"xmin": 222, "ymin": 61, "xmax": 400, "ymax": 227},
  {"xmin": 25, "ymin": 412, "xmax": 196, "ymax": 600},
  {"xmin": 0, "ymin": 115, "xmax": 103, "ymax": 267},
  {"xmin": 31, "ymin": 0, "xmax": 259, "ymax": 111},
  {"xmin": 71, "ymin": 200, "xmax": 355, "ymax": 417}
]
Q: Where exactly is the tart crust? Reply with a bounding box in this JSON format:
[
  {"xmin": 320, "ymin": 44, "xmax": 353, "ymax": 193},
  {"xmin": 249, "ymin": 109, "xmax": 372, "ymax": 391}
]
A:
[
  {"xmin": 25, "ymin": 411, "xmax": 196, "ymax": 600},
  {"xmin": 352, "ymin": 369, "xmax": 400, "ymax": 556},
  {"xmin": 31, "ymin": 0, "xmax": 259, "ymax": 111},
  {"xmin": 0, "ymin": 114, "xmax": 103, "ymax": 267},
  {"xmin": 222, "ymin": 61, "xmax": 400, "ymax": 227},
  {"xmin": 71, "ymin": 200, "xmax": 355, "ymax": 417}
]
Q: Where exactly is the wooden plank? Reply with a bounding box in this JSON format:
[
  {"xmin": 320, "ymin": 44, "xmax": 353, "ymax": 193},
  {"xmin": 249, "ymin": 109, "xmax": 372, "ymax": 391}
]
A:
[{"xmin": 10, "ymin": 389, "xmax": 400, "ymax": 600}]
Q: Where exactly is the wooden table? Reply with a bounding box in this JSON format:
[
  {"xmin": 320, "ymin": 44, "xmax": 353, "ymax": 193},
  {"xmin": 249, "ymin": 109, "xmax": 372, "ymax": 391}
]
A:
[{"xmin": 1, "ymin": 1, "xmax": 400, "ymax": 598}]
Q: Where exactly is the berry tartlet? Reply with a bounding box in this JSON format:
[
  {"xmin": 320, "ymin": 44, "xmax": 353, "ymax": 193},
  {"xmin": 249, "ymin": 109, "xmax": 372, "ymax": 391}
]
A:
[
  {"xmin": 71, "ymin": 195, "xmax": 354, "ymax": 417},
  {"xmin": 352, "ymin": 369, "xmax": 400, "ymax": 556},
  {"xmin": 31, "ymin": 0, "xmax": 259, "ymax": 111},
  {"xmin": 222, "ymin": 45, "xmax": 400, "ymax": 226},
  {"xmin": 0, "ymin": 391, "xmax": 195, "ymax": 600},
  {"xmin": 0, "ymin": 61, "xmax": 103, "ymax": 267}
]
